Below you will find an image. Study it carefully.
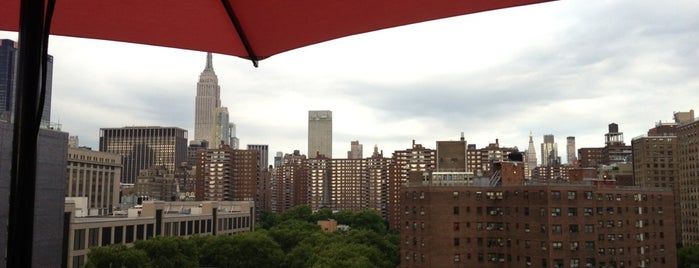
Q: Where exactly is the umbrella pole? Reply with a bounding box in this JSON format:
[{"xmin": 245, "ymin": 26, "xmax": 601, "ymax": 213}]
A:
[{"xmin": 7, "ymin": 0, "xmax": 47, "ymax": 266}]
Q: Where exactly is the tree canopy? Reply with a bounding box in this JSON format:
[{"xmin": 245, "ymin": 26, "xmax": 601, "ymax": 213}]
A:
[{"xmin": 85, "ymin": 206, "xmax": 400, "ymax": 268}]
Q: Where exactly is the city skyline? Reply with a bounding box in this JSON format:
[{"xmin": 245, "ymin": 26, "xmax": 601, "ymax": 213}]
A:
[{"xmin": 0, "ymin": 0, "xmax": 696, "ymax": 159}]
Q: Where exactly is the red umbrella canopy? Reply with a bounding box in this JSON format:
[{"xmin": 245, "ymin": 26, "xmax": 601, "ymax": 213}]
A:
[{"xmin": 1, "ymin": 0, "xmax": 553, "ymax": 65}]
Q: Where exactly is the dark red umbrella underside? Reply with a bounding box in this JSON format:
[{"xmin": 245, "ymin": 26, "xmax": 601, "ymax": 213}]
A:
[{"xmin": 1, "ymin": 0, "xmax": 553, "ymax": 61}]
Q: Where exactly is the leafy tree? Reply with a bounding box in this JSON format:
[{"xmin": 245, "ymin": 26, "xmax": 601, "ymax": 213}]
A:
[
  {"xmin": 348, "ymin": 210, "xmax": 386, "ymax": 233},
  {"xmin": 257, "ymin": 210, "xmax": 281, "ymax": 229},
  {"xmin": 332, "ymin": 210, "xmax": 354, "ymax": 225},
  {"xmin": 199, "ymin": 231, "xmax": 284, "ymax": 268},
  {"xmin": 678, "ymin": 245, "xmax": 699, "ymax": 268},
  {"xmin": 85, "ymin": 244, "xmax": 151, "ymax": 268},
  {"xmin": 345, "ymin": 229, "xmax": 399, "ymax": 266},
  {"xmin": 134, "ymin": 236, "xmax": 199, "ymax": 268},
  {"xmin": 280, "ymin": 205, "xmax": 313, "ymax": 222},
  {"xmin": 308, "ymin": 242, "xmax": 388, "ymax": 268},
  {"xmin": 269, "ymin": 219, "xmax": 321, "ymax": 252},
  {"xmin": 228, "ymin": 231, "xmax": 285, "ymax": 267},
  {"xmin": 199, "ymin": 235, "xmax": 238, "ymax": 267},
  {"xmin": 311, "ymin": 207, "xmax": 334, "ymax": 222},
  {"xmin": 283, "ymin": 232, "xmax": 337, "ymax": 268}
]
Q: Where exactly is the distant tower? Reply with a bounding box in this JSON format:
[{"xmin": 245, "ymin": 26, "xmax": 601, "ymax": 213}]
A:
[
  {"xmin": 194, "ymin": 52, "xmax": 221, "ymax": 148},
  {"xmin": 1, "ymin": 39, "xmax": 53, "ymax": 126},
  {"xmin": 526, "ymin": 132, "xmax": 537, "ymax": 177},
  {"xmin": 0, "ymin": 39, "xmax": 17, "ymax": 122},
  {"xmin": 212, "ymin": 107, "xmax": 230, "ymax": 146},
  {"xmin": 566, "ymin": 136, "xmax": 576, "ymax": 164},
  {"xmin": 308, "ymin": 110, "xmax": 332, "ymax": 158},
  {"xmin": 541, "ymin": 134, "xmax": 558, "ymax": 167},
  {"xmin": 347, "ymin": 140, "xmax": 363, "ymax": 159},
  {"xmin": 229, "ymin": 122, "xmax": 239, "ymax": 149}
]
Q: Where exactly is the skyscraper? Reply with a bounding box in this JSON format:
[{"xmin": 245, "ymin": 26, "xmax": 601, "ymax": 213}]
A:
[
  {"xmin": 212, "ymin": 107, "xmax": 230, "ymax": 146},
  {"xmin": 347, "ymin": 140, "xmax": 363, "ymax": 159},
  {"xmin": 525, "ymin": 132, "xmax": 537, "ymax": 178},
  {"xmin": 99, "ymin": 126, "xmax": 188, "ymax": 184},
  {"xmin": 308, "ymin": 110, "xmax": 332, "ymax": 158},
  {"xmin": 229, "ymin": 122, "xmax": 239, "ymax": 149},
  {"xmin": 566, "ymin": 136, "xmax": 576, "ymax": 164},
  {"xmin": 1, "ymin": 39, "xmax": 52, "ymax": 125},
  {"xmin": 247, "ymin": 144, "xmax": 270, "ymax": 170},
  {"xmin": 540, "ymin": 134, "xmax": 558, "ymax": 166},
  {"xmin": 194, "ymin": 53, "xmax": 221, "ymax": 147}
]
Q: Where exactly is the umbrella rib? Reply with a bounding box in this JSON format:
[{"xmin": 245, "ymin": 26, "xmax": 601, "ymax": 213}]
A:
[{"xmin": 220, "ymin": 0, "xmax": 259, "ymax": 67}]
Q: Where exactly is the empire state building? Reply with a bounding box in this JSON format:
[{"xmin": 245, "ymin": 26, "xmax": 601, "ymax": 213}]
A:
[{"xmin": 194, "ymin": 53, "xmax": 221, "ymax": 147}]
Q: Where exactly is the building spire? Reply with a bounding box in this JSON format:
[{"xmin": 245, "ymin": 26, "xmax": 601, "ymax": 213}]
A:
[{"xmin": 205, "ymin": 52, "xmax": 214, "ymax": 71}]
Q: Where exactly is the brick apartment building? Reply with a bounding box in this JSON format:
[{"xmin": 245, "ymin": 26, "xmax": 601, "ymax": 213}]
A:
[
  {"xmin": 271, "ymin": 150, "xmax": 307, "ymax": 212},
  {"xmin": 466, "ymin": 140, "xmax": 517, "ymax": 177},
  {"xmin": 194, "ymin": 144, "xmax": 259, "ymax": 202},
  {"xmin": 677, "ymin": 117, "xmax": 699, "ymax": 246},
  {"xmin": 388, "ymin": 141, "xmax": 436, "ymax": 229},
  {"xmin": 401, "ymin": 162, "xmax": 676, "ymax": 268}
]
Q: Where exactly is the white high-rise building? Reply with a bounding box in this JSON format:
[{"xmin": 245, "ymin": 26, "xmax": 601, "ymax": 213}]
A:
[
  {"xmin": 229, "ymin": 122, "xmax": 239, "ymax": 149},
  {"xmin": 525, "ymin": 132, "xmax": 537, "ymax": 178},
  {"xmin": 308, "ymin": 110, "xmax": 332, "ymax": 158},
  {"xmin": 194, "ymin": 53, "xmax": 221, "ymax": 148}
]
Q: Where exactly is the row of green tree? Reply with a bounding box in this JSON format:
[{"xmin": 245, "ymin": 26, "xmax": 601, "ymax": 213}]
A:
[{"xmin": 86, "ymin": 205, "xmax": 399, "ymax": 268}]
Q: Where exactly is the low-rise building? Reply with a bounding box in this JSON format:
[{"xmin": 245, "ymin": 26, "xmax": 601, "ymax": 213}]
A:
[{"xmin": 65, "ymin": 200, "xmax": 254, "ymax": 268}]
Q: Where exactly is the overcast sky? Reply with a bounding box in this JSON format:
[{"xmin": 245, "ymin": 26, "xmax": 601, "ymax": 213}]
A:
[{"xmin": 1, "ymin": 0, "xmax": 698, "ymax": 164}]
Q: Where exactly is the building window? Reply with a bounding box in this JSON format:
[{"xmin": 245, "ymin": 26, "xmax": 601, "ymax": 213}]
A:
[
  {"xmin": 570, "ymin": 258, "xmax": 580, "ymax": 268},
  {"xmin": 552, "ymin": 225, "xmax": 562, "ymax": 234},
  {"xmin": 72, "ymin": 255, "xmax": 85, "ymax": 268},
  {"xmin": 570, "ymin": 241, "xmax": 579, "ymax": 251},
  {"xmin": 569, "ymin": 224, "xmax": 579, "ymax": 233},
  {"xmin": 552, "ymin": 191, "xmax": 561, "ymax": 200},
  {"xmin": 73, "ymin": 229, "xmax": 86, "ymax": 250},
  {"xmin": 454, "ymin": 254, "xmax": 461, "ymax": 262},
  {"xmin": 584, "ymin": 241, "xmax": 595, "ymax": 250},
  {"xmin": 568, "ymin": 208, "xmax": 577, "ymax": 216},
  {"xmin": 88, "ymin": 228, "xmax": 99, "ymax": 248},
  {"xmin": 568, "ymin": 191, "xmax": 576, "ymax": 200},
  {"xmin": 453, "ymin": 206, "xmax": 460, "ymax": 215},
  {"xmin": 553, "ymin": 259, "xmax": 564, "ymax": 267},
  {"xmin": 552, "ymin": 242, "xmax": 562, "ymax": 250},
  {"xmin": 551, "ymin": 208, "xmax": 561, "ymax": 217},
  {"xmin": 454, "ymin": 238, "xmax": 460, "ymax": 246},
  {"xmin": 453, "ymin": 222, "xmax": 460, "ymax": 231}
]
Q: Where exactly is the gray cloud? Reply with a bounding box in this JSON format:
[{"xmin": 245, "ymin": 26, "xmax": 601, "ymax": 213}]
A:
[{"xmin": 2, "ymin": 0, "xmax": 698, "ymax": 160}]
